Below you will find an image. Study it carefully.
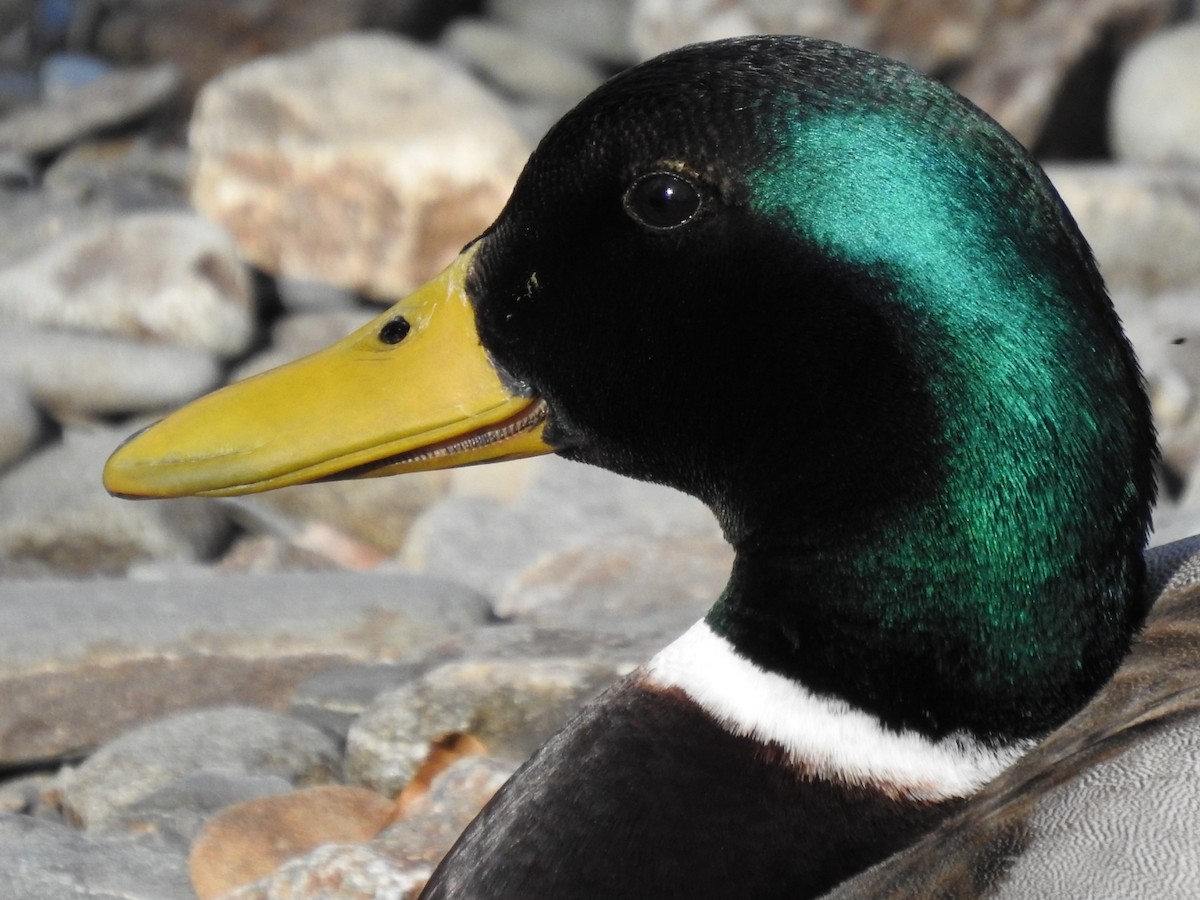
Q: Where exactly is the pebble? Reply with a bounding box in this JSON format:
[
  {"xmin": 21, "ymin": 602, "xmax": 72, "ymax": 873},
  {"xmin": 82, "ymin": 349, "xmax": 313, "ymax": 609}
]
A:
[
  {"xmin": 495, "ymin": 533, "xmax": 732, "ymax": 635},
  {"xmin": 0, "ymin": 325, "xmax": 223, "ymax": 415},
  {"xmin": 491, "ymin": 0, "xmax": 637, "ymax": 64},
  {"xmin": 0, "ymin": 571, "xmax": 492, "ymax": 765},
  {"xmin": 1045, "ymin": 163, "xmax": 1200, "ymax": 296},
  {"xmin": 0, "ymin": 210, "xmax": 255, "ymax": 358},
  {"xmin": 0, "ymin": 813, "xmax": 193, "ymax": 900},
  {"xmin": 400, "ymin": 455, "xmax": 720, "ymax": 599},
  {"xmin": 60, "ymin": 706, "xmax": 338, "ymax": 828},
  {"xmin": 0, "ymin": 373, "xmax": 41, "ymax": 473},
  {"xmin": 344, "ymin": 656, "xmax": 625, "ymax": 795},
  {"xmin": 0, "ymin": 427, "xmax": 229, "ymax": 580},
  {"xmin": 189, "ymin": 32, "xmax": 532, "ymax": 300},
  {"xmin": 189, "ymin": 784, "xmax": 397, "ymax": 899},
  {"xmin": 0, "ymin": 62, "xmax": 180, "ymax": 156},
  {"xmin": 442, "ymin": 17, "xmax": 605, "ymax": 108},
  {"xmin": 42, "ymin": 136, "xmax": 192, "ymax": 209},
  {"xmin": 1111, "ymin": 23, "xmax": 1200, "ymax": 164}
]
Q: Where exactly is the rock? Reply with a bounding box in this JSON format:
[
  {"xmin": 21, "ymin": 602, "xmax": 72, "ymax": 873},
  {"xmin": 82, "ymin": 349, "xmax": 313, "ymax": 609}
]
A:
[
  {"xmin": 496, "ymin": 533, "xmax": 731, "ymax": 634},
  {"xmin": 274, "ymin": 275, "xmax": 362, "ymax": 312},
  {"xmin": 290, "ymin": 662, "xmax": 426, "ymax": 739},
  {"xmin": 189, "ymin": 32, "xmax": 531, "ymax": 300},
  {"xmin": 227, "ymin": 756, "xmax": 514, "ymax": 900},
  {"xmin": 234, "ymin": 473, "xmax": 453, "ymax": 559},
  {"xmin": 230, "ymin": 309, "xmax": 375, "ymax": 381},
  {"xmin": 0, "ymin": 326, "xmax": 222, "ymax": 415},
  {"xmin": 1111, "ymin": 23, "xmax": 1200, "ymax": 164},
  {"xmin": 1046, "ymin": 163, "xmax": 1200, "ymax": 296},
  {"xmin": 0, "ymin": 571, "xmax": 492, "ymax": 766},
  {"xmin": 61, "ymin": 706, "xmax": 339, "ymax": 828},
  {"xmin": 950, "ymin": 0, "xmax": 1169, "ymax": 154},
  {"xmin": 400, "ymin": 454, "xmax": 720, "ymax": 599},
  {"xmin": 631, "ymin": 0, "xmax": 1171, "ymax": 150},
  {"xmin": 0, "ymin": 211, "xmax": 255, "ymax": 358},
  {"xmin": 40, "ymin": 52, "xmax": 112, "ymax": 96},
  {"xmin": 0, "ymin": 427, "xmax": 229, "ymax": 577},
  {"xmin": 0, "ymin": 772, "xmax": 58, "ymax": 819},
  {"xmin": 0, "ymin": 813, "xmax": 193, "ymax": 900},
  {"xmin": 345, "ymin": 657, "xmax": 622, "ymax": 795},
  {"xmin": 0, "ymin": 373, "xmax": 41, "ymax": 472},
  {"xmin": 0, "ymin": 62, "xmax": 180, "ymax": 156},
  {"xmin": 189, "ymin": 784, "xmax": 397, "ymax": 900},
  {"xmin": 490, "ymin": 0, "xmax": 637, "ymax": 64},
  {"xmin": 442, "ymin": 18, "xmax": 605, "ymax": 107},
  {"xmin": 221, "ymin": 841, "xmax": 431, "ymax": 900},
  {"xmin": 42, "ymin": 136, "xmax": 191, "ymax": 209},
  {"xmin": 99, "ymin": 770, "xmax": 294, "ymax": 851},
  {"xmin": 95, "ymin": 0, "xmax": 365, "ymax": 97}
]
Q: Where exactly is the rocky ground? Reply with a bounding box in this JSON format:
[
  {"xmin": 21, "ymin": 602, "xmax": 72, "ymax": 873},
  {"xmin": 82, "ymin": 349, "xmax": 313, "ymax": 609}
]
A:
[{"xmin": 1, "ymin": 0, "xmax": 1200, "ymax": 897}]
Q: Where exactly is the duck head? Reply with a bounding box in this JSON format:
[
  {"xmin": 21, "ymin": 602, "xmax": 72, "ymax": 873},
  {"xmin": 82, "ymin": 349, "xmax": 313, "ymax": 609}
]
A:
[{"xmin": 106, "ymin": 36, "xmax": 1157, "ymax": 747}]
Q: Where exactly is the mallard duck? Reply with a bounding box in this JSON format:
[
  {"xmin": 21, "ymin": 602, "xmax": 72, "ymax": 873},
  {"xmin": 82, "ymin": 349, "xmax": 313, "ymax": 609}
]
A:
[{"xmin": 104, "ymin": 35, "xmax": 1200, "ymax": 898}]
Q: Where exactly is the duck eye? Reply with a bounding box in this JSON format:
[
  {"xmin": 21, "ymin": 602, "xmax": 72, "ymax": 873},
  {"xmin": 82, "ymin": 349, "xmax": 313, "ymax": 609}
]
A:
[{"xmin": 623, "ymin": 172, "xmax": 701, "ymax": 230}]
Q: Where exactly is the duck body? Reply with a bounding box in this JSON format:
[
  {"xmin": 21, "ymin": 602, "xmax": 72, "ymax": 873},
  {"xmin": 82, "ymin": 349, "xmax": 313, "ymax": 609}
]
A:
[{"xmin": 102, "ymin": 35, "xmax": 1170, "ymax": 900}]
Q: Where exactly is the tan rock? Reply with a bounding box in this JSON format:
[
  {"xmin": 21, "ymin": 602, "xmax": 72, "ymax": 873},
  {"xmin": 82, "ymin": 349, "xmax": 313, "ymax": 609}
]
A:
[
  {"xmin": 189, "ymin": 785, "xmax": 397, "ymax": 900},
  {"xmin": 189, "ymin": 32, "xmax": 532, "ymax": 301}
]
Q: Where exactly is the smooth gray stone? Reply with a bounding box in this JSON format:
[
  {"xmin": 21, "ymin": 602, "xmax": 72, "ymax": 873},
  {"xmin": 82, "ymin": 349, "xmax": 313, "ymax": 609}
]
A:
[
  {"xmin": 0, "ymin": 813, "xmax": 192, "ymax": 900},
  {"xmin": 0, "ymin": 63, "xmax": 180, "ymax": 156},
  {"xmin": 61, "ymin": 706, "xmax": 338, "ymax": 827},
  {"xmin": 490, "ymin": 0, "xmax": 637, "ymax": 63},
  {"xmin": 0, "ymin": 326, "xmax": 222, "ymax": 415},
  {"xmin": 0, "ymin": 373, "xmax": 40, "ymax": 472},
  {"xmin": 0, "ymin": 571, "xmax": 492, "ymax": 765},
  {"xmin": 1111, "ymin": 23, "xmax": 1200, "ymax": 165},
  {"xmin": 0, "ymin": 427, "xmax": 228, "ymax": 578},
  {"xmin": 98, "ymin": 769, "xmax": 295, "ymax": 851},
  {"xmin": 290, "ymin": 661, "xmax": 426, "ymax": 739},
  {"xmin": 401, "ymin": 455, "xmax": 719, "ymax": 599}
]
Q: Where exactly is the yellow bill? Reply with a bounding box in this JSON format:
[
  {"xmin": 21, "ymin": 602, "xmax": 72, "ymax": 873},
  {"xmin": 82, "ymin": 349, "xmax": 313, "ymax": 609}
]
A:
[{"xmin": 103, "ymin": 246, "xmax": 553, "ymax": 499}]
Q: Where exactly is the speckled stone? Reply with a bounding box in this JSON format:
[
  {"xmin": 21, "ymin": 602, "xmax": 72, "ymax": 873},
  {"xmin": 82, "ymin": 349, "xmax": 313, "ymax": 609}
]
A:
[{"xmin": 61, "ymin": 706, "xmax": 339, "ymax": 828}]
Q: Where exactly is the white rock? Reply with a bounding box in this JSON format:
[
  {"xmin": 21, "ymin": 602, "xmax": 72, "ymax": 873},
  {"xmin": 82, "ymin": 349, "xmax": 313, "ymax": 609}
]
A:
[
  {"xmin": 1111, "ymin": 24, "xmax": 1200, "ymax": 165},
  {"xmin": 0, "ymin": 325, "xmax": 221, "ymax": 415},
  {"xmin": 1046, "ymin": 163, "xmax": 1200, "ymax": 296},
  {"xmin": 442, "ymin": 18, "xmax": 605, "ymax": 106},
  {"xmin": 189, "ymin": 32, "xmax": 532, "ymax": 300},
  {"xmin": 0, "ymin": 374, "xmax": 40, "ymax": 473},
  {"xmin": 0, "ymin": 211, "xmax": 255, "ymax": 359}
]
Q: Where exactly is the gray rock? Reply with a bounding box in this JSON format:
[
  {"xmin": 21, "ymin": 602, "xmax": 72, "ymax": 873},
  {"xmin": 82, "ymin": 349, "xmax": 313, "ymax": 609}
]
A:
[
  {"xmin": 98, "ymin": 769, "xmax": 294, "ymax": 851},
  {"xmin": 0, "ymin": 813, "xmax": 193, "ymax": 900},
  {"xmin": 61, "ymin": 706, "xmax": 339, "ymax": 827},
  {"xmin": 442, "ymin": 18, "xmax": 604, "ymax": 106},
  {"xmin": 0, "ymin": 427, "xmax": 228, "ymax": 577},
  {"xmin": 1111, "ymin": 24, "xmax": 1200, "ymax": 164},
  {"xmin": 0, "ymin": 326, "xmax": 222, "ymax": 415},
  {"xmin": 0, "ymin": 211, "xmax": 256, "ymax": 359},
  {"xmin": 1046, "ymin": 163, "xmax": 1200, "ymax": 297},
  {"xmin": 0, "ymin": 571, "xmax": 492, "ymax": 766},
  {"xmin": 495, "ymin": 533, "xmax": 731, "ymax": 634},
  {"xmin": 290, "ymin": 662, "xmax": 426, "ymax": 739},
  {"xmin": 345, "ymin": 657, "xmax": 622, "ymax": 795},
  {"xmin": 0, "ymin": 373, "xmax": 41, "ymax": 473},
  {"xmin": 189, "ymin": 32, "xmax": 531, "ymax": 300},
  {"xmin": 400, "ymin": 455, "xmax": 720, "ymax": 598},
  {"xmin": 274, "ymin": 275, "xmax": 362, "ymax": 312},
  {"xmin": 0, "ymin": 63, "xmax": 181, "ymax": 156},
  {"xmin": 230, "ymin": 309, "xmax": 375, "ymax": 381},
  {"xmin": 42, "ymin": 136, "xmax": 192, "ymax": 209},
  {"xmin": 491, "ymin": 0, "xmax": 637, "ymax": 64},
  {"xmin": 223, "ymin": 841, "xmax": 432, "ymax": 900}
]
